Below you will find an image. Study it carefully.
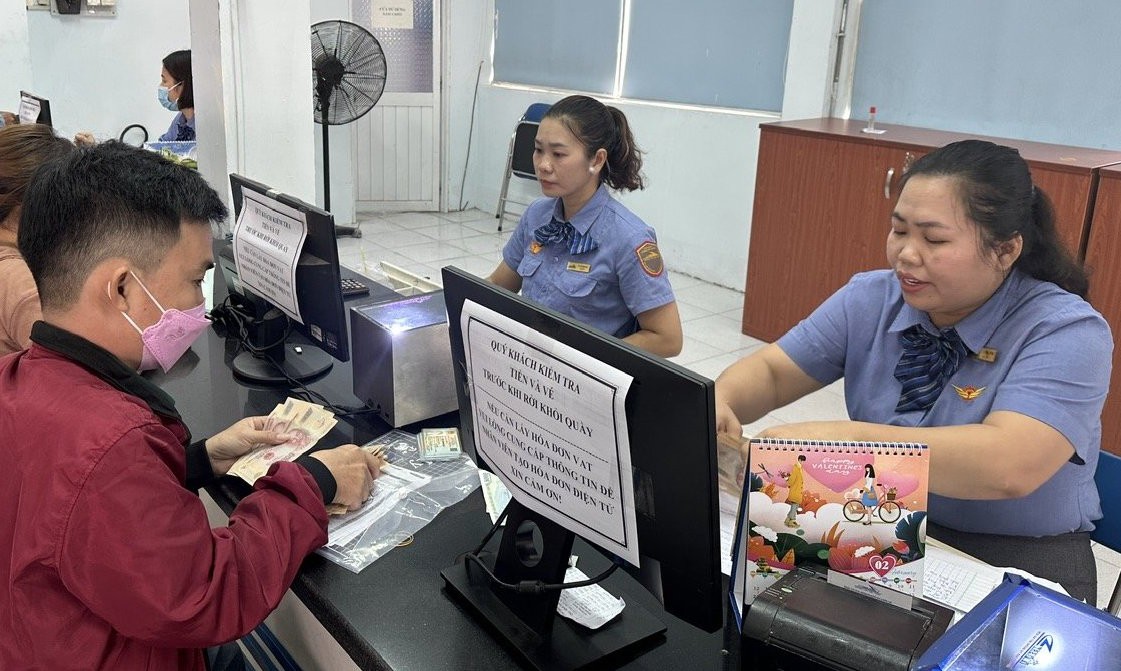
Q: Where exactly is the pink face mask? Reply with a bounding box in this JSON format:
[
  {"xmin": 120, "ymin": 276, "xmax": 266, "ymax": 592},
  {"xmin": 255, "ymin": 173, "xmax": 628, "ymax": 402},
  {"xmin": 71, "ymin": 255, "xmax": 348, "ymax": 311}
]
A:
[{"xmin": 116, "ymin": 271, "xmax": 210, "ymax": 373}]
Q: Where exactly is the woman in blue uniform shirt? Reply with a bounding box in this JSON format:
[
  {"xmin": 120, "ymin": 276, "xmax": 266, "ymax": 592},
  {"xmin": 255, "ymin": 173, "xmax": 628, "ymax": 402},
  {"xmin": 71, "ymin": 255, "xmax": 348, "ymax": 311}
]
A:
[
  {"xmin": 157, "ymin": 49, "xmax": 195, "ymax": 142},
  {"xmin": 715, "ymin": 140, "xmax": 1112, "ymax": 603},
  {"xmin": 488, "ymin": 95, "xmax": 683, "ymax": 357}
]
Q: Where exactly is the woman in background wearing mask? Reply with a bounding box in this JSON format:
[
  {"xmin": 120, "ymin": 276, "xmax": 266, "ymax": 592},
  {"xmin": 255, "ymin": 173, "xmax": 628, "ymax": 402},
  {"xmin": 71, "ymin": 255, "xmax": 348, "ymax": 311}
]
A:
[{"xmin": 158, "ymin": 49, "xmax": 195, "ymax": 142}]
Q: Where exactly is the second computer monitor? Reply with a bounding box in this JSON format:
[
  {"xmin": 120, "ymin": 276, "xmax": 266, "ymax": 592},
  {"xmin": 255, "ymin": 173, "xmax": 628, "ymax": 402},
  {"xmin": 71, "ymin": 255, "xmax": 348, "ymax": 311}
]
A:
[{"xmin": 220, "ymin": 174, "xmax": 349, "ymax": 383}]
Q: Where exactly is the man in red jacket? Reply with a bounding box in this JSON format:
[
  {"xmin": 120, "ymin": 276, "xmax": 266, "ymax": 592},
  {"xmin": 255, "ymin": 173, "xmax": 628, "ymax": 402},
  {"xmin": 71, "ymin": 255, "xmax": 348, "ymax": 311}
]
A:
[{"xmin": 0, "ymin": 142, "xmax": 382, "ymax": 670}]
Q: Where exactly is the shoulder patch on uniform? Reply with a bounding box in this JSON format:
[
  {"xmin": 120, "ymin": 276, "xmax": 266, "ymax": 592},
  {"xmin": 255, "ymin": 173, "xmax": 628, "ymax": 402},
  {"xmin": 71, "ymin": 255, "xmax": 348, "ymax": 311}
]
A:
[{"xmin": 635, "ymin": 241, "xmax": 664, "ymax": 277}]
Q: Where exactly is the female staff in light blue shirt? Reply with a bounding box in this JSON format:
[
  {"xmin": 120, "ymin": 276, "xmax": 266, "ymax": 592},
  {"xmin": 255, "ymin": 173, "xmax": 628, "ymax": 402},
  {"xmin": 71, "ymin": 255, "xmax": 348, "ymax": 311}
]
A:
[
  {"xmin": 157, "ymin": 50, "xmax": 195, "ymax": 142},
  {"xmin": 488, "ymin": 95, "xmax": 682, "ymax": 357},
  {"xmin": 715, "ymin": 140, "xmax": 1112, "ymax": 602}
]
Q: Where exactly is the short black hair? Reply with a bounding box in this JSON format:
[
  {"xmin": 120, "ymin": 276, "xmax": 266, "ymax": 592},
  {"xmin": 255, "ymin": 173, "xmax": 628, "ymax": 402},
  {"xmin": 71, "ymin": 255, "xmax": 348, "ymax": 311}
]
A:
[
  {"xmin": 163, "ymin": 49, "xmax": 193, "ymax": 110},
  {"xmin": 19, "ymin": 141, "xmax": 227, "ymax": 309}
]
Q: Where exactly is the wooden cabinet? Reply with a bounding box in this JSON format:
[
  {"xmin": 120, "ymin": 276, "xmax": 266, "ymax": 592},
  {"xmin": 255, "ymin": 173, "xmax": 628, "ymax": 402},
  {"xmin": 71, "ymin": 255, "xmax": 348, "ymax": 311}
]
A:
[
  {"xmin": 1084, "ymin": 166, "xmax": 1121, "ymax": 456},
  {"xmin": 742, "ymin": 118, "xmax": 1121, "ymax": 343}
]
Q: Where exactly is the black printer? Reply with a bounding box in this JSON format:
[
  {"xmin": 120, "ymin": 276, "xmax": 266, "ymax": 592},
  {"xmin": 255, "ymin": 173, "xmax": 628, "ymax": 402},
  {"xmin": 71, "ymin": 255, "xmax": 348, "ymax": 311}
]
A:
[{"xmin": 741, "ymin": 566, "xmax": 953, "ymax": 670}]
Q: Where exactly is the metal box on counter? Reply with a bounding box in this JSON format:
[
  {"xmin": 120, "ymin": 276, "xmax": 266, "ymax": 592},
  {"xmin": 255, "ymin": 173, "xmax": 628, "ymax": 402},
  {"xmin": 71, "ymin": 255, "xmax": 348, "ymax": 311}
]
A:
[{"xmin": 351, "ymin": 291, "xmax": 457, "ymax": 427}]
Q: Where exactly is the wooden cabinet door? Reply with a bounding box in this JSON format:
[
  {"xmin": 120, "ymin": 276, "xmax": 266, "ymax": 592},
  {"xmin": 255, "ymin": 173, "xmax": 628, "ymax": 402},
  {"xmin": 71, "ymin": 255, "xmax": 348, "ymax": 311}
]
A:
[
  {"xmin": 1029, "ymin": 164, "xmax": 1094, "ymax": 257},
  {"xmin": 1083, "ymin": 167, "xmax": 1121, "ymax": 456},
  {"xmin": 742, "ymin": 129, "xmax": 913, "ymax": 342}
]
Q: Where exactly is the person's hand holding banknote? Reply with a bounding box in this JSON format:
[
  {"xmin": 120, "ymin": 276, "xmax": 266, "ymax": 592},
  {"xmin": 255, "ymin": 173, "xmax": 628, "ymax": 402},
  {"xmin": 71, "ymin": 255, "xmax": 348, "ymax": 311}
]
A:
[
  {"xmin": 204, "ymin": 415, "xmax": 296, "ymax": 476},
  {"xmin": 227, "ymin": 399, "xmax": 338, "ymax": 484}
]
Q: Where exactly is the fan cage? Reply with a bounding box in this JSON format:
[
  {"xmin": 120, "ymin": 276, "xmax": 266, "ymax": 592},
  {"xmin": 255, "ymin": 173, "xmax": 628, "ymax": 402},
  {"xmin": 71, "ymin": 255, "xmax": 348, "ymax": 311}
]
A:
[{"xmin": 311, "ymin": 20, "xmax": 387, "ymax": 126}]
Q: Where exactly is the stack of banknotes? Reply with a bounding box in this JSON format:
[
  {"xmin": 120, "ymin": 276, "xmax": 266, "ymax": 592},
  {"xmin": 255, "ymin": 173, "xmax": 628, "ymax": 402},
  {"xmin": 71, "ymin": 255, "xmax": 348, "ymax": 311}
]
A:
[{"xmin": 227, "ymin": 398, "xmax": 338, "ymax": 485}]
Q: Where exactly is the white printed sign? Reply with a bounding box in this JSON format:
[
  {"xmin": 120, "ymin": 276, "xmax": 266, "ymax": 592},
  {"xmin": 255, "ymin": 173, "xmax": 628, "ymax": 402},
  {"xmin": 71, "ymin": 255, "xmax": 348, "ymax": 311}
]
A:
[
  {"xmin": 232, "ymin": 189, "xmax": 307, "ymax": 323},
  {"xmin": 372, "ymin": 0, "xmax": 413, "ymax": 29},
  {"xmin": 18, "ymin": 95, "xmax": 40, "ymax": 125},
  {"xmin": 462, "ymin": 301, "xmax": 640, "ymax": 566}
]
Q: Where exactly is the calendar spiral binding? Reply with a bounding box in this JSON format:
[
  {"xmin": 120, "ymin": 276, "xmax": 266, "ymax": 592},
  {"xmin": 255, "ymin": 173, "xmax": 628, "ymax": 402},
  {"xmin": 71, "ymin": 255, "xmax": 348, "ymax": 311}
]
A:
[{"xmin": 749, "ymin": 437, "xmax": 927, "ymax": 456}]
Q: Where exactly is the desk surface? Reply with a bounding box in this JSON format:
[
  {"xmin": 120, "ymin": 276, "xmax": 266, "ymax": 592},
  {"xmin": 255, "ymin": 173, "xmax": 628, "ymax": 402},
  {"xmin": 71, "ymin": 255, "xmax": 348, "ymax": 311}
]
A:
[{"xmin": 154, "ymin": 276, "xmax": 735, "ymax": 670}]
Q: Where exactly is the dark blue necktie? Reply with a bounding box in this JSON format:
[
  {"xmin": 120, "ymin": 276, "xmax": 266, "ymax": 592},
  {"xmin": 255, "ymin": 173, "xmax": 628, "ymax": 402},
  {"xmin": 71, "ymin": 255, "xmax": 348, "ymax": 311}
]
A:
[
  {"xmin": 534, "ymin": 218, "xmax": 599, "ymax": 255},
  {"xmin": 894, "ymin": 324, "xmax": 970, "ymax": 413}
]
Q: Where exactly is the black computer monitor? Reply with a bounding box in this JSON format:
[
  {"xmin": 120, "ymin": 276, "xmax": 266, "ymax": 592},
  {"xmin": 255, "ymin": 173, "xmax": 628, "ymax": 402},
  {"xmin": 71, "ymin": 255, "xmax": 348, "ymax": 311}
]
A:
[
  {"xmin": 217, "ymin": 174, "xmax": 349, "ymax": 384},
  {"xmin": 18, "ymin": 91, "xmax": 52, "ymax": 126},
  {"xmin": 439, "ymin": 267, "xmax": 722, "ymax": 669}
]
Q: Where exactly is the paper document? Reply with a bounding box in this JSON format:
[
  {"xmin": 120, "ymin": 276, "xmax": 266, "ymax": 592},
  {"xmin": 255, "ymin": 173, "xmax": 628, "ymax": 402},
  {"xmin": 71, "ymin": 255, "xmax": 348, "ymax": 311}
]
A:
[
  {"xmin": 923, "ymin": 545, "xmax": 1068, "ymax": 621},
  {"xmin": 18, "ymin": 95, "xmax": 40, "ymax": 125},
  {"xmin": 556, "ymin": 566, "xmax": 625, "ymax": 630},
  {"xmin": 326, "ymin": 466, "xmax": 432, "ymax": 546},
  {"xmin": 479, "ymin": 469, "xmax": 512, "ymax": 524},
  {"xmin": 232, "ymin": 188, "xmax": 307, "ymax": 323},
  {"xmin": 371, "ymin": 0, "xmax": 413, "ymax": 29},
  {"xmin": 461, "ymin": 301, "xmax": 640, "ymax": 566}
]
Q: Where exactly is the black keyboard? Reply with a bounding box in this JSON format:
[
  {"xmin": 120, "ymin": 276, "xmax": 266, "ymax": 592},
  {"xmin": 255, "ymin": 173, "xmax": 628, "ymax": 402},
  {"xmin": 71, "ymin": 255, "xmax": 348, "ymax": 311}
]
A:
[{"xmin": 340, "ymin": 277, "xmax": 370, "ymax": 298}]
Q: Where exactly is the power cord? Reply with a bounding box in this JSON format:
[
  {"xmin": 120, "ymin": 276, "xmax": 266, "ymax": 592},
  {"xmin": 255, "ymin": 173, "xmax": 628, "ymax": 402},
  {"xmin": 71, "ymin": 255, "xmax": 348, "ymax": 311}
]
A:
[{"xmin": 210, "ymin": 298, "xmax": 377, "ymax": 418}]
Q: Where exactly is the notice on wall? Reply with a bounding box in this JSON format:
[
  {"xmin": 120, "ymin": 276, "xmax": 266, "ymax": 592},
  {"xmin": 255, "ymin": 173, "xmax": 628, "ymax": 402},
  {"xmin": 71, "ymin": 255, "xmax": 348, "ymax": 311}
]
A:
[
  {"xmin": 372, "ymin": 0, "xmax": 413, "ymax": 29},
  {"xmin": 232, "ymin": 189, "xmax": 307, "ymax": 324},
  {"xmin": 462, "ymin": 301, "xmax": 640, "ymax": 566}
]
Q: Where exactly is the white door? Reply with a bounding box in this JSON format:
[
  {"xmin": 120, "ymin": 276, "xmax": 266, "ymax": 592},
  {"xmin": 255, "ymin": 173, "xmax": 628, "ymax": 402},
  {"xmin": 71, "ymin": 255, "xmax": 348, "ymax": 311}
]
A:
[{"xmin": 352, "ymin": 0, "xmax": 441, "ymax": 212}]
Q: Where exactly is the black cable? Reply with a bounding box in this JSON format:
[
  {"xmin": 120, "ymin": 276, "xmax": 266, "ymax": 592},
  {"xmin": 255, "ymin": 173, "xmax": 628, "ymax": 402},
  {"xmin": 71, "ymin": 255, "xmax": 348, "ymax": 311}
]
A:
[
  {"xmin": 473, "ymin": 502, "xmax": 511, "ymax": 555},
  {"xmin": 210, "ymin": 296, "xmax": 291, "ymax": 356},
  {"xmin": 464, "ymin": 502, "xmax": 621, "ymax": 594},
  {"xmin": 211, "ymin": 298, "xmax": 375, "ymax": 418}
]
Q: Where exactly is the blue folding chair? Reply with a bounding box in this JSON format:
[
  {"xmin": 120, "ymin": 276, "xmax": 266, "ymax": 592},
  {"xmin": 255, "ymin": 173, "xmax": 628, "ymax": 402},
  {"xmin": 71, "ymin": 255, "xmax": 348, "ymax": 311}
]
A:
[
  {"xmin": 495, "ymin": 102, "xmax": 551, "ymax": 230},
  {"xmin": 1092, "ymin": 450, "xmax": 1121, "ymax": 614}
]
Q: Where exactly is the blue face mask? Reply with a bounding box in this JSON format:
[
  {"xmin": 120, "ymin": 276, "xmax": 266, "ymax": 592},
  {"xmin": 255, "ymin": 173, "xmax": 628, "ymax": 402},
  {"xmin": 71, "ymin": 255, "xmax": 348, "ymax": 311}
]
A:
[{"xmin": 158, "ymin": 83, "xmax": 181, "ymax": 111}]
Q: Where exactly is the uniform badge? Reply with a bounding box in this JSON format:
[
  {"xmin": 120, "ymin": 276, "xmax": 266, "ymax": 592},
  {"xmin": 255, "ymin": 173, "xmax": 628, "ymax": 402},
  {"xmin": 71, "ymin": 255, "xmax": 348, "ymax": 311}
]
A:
[
  {"xmin": 566, "ymin": 261, "xmax": 591, "ymax": 273},
  {"xmin": 530, "ymin": 241, "xmax": 543, "ymax": 255},
  {"xmin": 635, "ymin": 241, "xmax": 664, "ymax": 277},
  {"xmin": 952, "ymin": 385, "xmax": 986, "ymax": 401},
  {"xmin": 974, "ymin": 347, "xmax": 998, "ymax": 363}
]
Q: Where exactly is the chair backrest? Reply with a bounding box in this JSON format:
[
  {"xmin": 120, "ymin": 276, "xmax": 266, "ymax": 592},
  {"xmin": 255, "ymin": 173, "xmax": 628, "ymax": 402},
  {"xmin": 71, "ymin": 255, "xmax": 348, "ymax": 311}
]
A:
[
  {"xmin": 508, "ymin": 103, "xmax": 553, "ymax": 181},
  {"xmin": 1092, "ymin": 450, "xmax": 1121, "ymax": 552},
  {"xmin": 511, "ymin": 121, "xmax": 539, "ymax": 179},
  {"xmin": 523, "ymin": 102, "xmax": 551, "ymax": 123}
]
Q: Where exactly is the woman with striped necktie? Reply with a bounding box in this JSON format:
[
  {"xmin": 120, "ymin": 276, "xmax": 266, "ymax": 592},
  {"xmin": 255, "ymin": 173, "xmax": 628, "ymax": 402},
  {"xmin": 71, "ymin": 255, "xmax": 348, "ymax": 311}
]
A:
[
  {"xmin": 488, "ymin": 95, "xmax": 683, "ymax": 357},
  {"xmin": 714, "ymin": 139, "xmax": 1111, "ymax": 603}
]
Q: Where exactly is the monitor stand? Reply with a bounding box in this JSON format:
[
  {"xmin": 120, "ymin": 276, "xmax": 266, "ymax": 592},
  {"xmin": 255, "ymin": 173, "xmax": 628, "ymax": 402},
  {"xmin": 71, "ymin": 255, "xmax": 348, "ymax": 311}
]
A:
[
  {"xmin": 231, "ymin": 344, "xmax": 332, "ymax": 384},
  {"xmin": 441, "ymin": 500, "xmax": 666, "ymax": 671},
  {"xmin": 219, "ymin": 301, "xmax": 334, "ymax": 385}
]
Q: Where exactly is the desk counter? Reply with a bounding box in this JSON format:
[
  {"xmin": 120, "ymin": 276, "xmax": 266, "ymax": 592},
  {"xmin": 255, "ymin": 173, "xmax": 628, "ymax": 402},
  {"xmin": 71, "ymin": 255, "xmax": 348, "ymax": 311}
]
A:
[{"xmin": 155, "ymin": 284, "xmax": 735, "ymax": 670}]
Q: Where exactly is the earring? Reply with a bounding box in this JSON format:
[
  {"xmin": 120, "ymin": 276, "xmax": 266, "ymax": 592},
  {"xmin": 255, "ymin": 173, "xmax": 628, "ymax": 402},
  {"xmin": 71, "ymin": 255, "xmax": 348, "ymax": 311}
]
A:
[{"xmin": 589, "ymin": 166, "xmax": 596, "ymax": 173}]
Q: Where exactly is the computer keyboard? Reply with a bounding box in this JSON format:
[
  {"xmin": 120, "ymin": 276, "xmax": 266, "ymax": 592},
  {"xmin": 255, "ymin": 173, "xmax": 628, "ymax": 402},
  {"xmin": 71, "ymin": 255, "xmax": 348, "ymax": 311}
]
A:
[{"xmin": 340, "ymin": 277, "xmax": 370, "ymax": 298}]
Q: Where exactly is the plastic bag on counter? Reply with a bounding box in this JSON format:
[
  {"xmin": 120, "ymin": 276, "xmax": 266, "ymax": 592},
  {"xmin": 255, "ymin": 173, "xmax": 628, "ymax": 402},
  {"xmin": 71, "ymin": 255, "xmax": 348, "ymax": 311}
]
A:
[{"xmin": 317, "ymin": 429, "xmax": 480, "ymax": 573}]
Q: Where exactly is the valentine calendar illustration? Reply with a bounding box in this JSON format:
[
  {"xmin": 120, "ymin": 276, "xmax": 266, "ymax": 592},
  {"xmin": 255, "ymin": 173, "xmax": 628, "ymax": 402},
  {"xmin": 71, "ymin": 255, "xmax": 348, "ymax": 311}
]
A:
[{"xmin": 730, "ymin": 438, "xmax": 929, "ymax": 612}]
